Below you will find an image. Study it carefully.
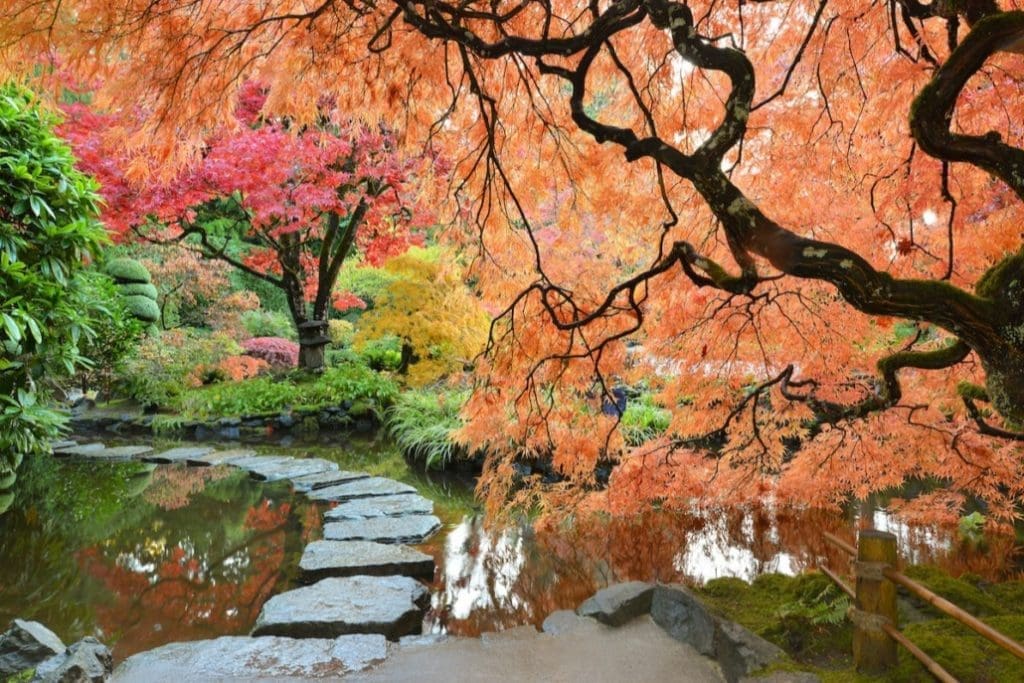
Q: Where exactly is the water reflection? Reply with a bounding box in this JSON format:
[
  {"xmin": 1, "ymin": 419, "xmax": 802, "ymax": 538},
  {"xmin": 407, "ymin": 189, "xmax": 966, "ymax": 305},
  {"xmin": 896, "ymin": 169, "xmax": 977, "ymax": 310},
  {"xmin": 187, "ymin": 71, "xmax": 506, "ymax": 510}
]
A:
[
  {"xmin": 0, "ymin": 457, "xmax": 319, "ymax": 661},
  {"xmin": 428, "ymin": 505, "xmax": 1022, "ymax": 637}
]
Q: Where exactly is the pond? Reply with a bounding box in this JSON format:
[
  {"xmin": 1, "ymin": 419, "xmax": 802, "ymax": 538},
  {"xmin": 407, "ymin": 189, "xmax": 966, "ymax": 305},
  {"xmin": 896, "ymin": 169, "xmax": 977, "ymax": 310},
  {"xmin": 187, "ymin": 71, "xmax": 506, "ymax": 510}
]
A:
[{"xmin": 1, "ymin": 435, "xmax": 1021, "ymax": 662}]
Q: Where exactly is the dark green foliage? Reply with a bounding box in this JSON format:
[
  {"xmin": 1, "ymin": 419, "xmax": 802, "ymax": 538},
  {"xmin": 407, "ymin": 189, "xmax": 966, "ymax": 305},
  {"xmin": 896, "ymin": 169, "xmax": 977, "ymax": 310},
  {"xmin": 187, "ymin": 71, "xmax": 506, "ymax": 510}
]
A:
[
  {"xmin": 72, "ymin": 271, "xmax": 144, "ymax": 396},
  {"xmin": 0, "ymin": 83, "xmax": 107, "ymax": 464},
  {"xmin": 176, "ymin": 363, "xmax": 399, "ymax": 418},
  {"xmin": 386, "ymin": 388, "xmax": 469, "ymax": 469},
  {"xmin": 104, "ymin": 257, "xmax": 151, "ymax": 284},
  {"xmin": 359, "ymin": 335, "xmax": 404, "ymax": 371},
  {"xmin": 119, "ymin": 282, "xmax": 159, "ymax": 300},
  {"xmin": 241, "ymin": 309, "xmax": 297, "ymax": 340},
  {"xmin": 123, "ymin": 294, "xmax": 161, "ymax": 323}
]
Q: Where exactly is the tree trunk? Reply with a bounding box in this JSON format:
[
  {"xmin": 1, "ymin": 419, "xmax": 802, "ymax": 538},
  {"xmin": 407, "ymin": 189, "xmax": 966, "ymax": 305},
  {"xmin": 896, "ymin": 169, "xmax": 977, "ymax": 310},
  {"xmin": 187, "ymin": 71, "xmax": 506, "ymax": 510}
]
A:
[{"xmin": 298, "ymin": 320, "xmax": 330, "ymax": 372}]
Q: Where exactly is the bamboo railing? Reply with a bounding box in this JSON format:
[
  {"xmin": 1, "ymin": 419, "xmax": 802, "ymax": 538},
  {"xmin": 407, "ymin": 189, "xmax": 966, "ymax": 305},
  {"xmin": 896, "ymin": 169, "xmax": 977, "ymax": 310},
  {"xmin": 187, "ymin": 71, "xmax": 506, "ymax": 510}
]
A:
[{"xmin": 822, "ymin": 530, "xmax": 1024, "ymax": 681}]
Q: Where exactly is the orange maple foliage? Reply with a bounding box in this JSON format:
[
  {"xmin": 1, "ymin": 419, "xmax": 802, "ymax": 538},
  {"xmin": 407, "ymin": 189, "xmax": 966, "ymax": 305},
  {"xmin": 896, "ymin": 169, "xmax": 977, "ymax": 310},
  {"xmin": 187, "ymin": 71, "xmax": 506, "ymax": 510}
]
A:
[{"xmin": 3, "ymin": 0, "xmax": 1024, "ymax": 520}]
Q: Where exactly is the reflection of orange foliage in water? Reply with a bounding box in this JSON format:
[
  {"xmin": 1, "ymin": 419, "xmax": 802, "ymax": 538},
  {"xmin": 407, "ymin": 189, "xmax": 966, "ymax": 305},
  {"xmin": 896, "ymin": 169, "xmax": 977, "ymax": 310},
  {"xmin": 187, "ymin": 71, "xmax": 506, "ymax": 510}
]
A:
[
  {"xmin": 434, "ymin": 506, "xmax": 1022, "ymax": 638},
  {"xmin": 142, "ymin": 466, "xmax": 232, "ymax": 511},
  {"xmin": 299, "ymin": 501, "xmax": 322, "ymax": 544},
  {"xmin": 75, "ymin": 503, "xmax": 290, "ymax": 661},
  {"xmin": 245, "ymin": 500, "xmax": 291, "ymax": 531}
]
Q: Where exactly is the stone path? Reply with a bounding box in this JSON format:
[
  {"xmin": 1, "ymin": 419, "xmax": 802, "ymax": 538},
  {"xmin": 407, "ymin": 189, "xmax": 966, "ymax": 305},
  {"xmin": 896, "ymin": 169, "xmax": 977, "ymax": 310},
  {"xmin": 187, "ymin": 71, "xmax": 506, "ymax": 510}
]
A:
[
  {"xmin": 51, "ymin": 438, "xmax": 444, "ymax": 679},
  {"xmin": 54, "ymin": 439, "xmax": 749, "ymax": 682}
]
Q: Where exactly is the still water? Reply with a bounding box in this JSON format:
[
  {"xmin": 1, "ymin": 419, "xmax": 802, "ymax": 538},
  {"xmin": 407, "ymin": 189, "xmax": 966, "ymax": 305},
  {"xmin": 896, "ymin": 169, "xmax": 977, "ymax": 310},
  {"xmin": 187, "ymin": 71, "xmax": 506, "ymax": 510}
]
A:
[{"xmin": 0, "ymin": 435, "xmax": 1019, "ymax": 661}]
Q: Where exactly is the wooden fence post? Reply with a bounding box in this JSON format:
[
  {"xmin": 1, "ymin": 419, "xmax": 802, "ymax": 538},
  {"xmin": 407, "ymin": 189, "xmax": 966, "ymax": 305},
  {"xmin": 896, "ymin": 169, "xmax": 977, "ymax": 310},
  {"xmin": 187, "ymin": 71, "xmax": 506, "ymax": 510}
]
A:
[{"xmin": 852, "ymin": 529, "xmax": 898, "ymax": 673}]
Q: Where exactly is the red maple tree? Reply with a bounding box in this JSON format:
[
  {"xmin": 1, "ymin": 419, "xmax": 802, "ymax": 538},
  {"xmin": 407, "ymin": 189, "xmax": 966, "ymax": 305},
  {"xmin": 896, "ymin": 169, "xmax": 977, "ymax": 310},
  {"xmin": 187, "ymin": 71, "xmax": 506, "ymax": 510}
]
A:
[{"xmin": 60, "ymin": 84, "xmax": 438, "ymax": 369}]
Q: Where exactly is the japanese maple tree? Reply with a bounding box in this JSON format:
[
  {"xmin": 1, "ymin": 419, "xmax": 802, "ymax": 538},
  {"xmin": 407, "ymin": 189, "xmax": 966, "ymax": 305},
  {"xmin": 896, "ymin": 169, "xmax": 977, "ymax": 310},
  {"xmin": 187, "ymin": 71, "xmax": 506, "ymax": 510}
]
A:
[
  {"xmin": 5, "ymin": 0, "xmax": 1024, "ymax": 518},
  {"xmin": 59, "ymin": 87, "xmax": 436, "ymax": 370}
]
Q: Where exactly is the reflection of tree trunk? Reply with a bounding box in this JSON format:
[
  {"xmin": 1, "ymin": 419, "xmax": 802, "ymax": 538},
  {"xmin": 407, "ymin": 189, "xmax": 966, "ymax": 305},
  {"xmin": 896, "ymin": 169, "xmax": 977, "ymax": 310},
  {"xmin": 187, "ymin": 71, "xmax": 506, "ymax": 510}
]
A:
[{"xmin": 859, "ymin": 497, "xmax": 875, "ymax": 531}]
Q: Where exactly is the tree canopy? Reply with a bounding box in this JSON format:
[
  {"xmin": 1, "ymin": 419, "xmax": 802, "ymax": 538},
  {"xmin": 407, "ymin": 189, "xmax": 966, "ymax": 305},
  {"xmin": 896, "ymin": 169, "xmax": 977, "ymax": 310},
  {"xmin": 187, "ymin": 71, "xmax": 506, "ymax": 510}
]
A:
[{"xmin": 4, "ymin": 0, "xmax": 1024, "ymax": 517}]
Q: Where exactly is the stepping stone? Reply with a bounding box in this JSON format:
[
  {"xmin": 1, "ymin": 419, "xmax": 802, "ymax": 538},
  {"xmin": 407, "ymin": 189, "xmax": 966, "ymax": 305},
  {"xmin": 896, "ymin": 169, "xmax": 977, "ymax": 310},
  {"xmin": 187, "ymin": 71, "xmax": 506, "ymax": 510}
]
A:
[
  {"xmin": 227, "ymin": 455, "xmax": 293, "ymax": 473},
  {"xmin": 247, "ymin": 458, "xmax": 338, "ymax": 482},
  {"xmin": 111, "ymin": 634, "xmax": 387, "ymax": 681},
  {"xmin": 142, "ymin": 446, "xmax": 213, "ymax": 464},
  {"xmin": 306, "ymin": 477, "xmax": 417, "ymax": 502},
  {"xmin": 323, "ymin": 515, "xmax": 442, "ymax": 545},
  {"xmin": 86, "ymin": 445, "xmax": 153, "ymax": 460},
  {"xmin": 299, "ymin": 540, "xmax": 435, "ymax": 582},
  {"xmin": 291, "ymin": 470, "xmax": 369, "ymax": 493},
  {"xmin": 186, "ymin": 448, "xmax": 256, "ymax": 467},
  {"xmin": 48, "ymin": 440, "xmax": 77, "ymax": 452},
  {"xmin": 324, "ymin": 494, "xmax": 434, "ymax": 521},
  {"xmin": 53, "ymin": 443, "xmax": 106, "ymax": 457},
  {"xmin": 252, "ymin": 576, "xmax": 428, "ymax": 641}
]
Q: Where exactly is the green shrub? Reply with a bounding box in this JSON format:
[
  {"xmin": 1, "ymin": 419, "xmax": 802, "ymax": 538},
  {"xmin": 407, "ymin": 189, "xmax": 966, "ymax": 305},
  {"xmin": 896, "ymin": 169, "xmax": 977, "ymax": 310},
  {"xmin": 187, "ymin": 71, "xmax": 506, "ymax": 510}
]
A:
[
  {"xmin": 336, "ymin": 265, "xmax": 400, "ymax": 310},
  {"xmin": 0, "ymin": 83, "xmax": 108, "ymax": 462},
  {"xmin": 359, "ymin": 335, "xmax": 403, "ymax": 371},
  {"xmin": 241, "ymin": 309, "xmax": 296, "ymax": 340},
  {"xmin": 621, "ymin": 395, "xmax": 672, "ymax": 446},
  {"xmin": 105, "ymin": 257, "xmax": 152, "ymax": 284},
  {"xmin": 73, "ymin": 271, "xmax": 144, "ymax": 396},
  {"xmin": 386, "ymin": 388, "xmax": 468, "ymax": 469},
  {"xmin": 123, "ymin": 294, "xmax": 161, "ymax": 322},
  {"xmin": 116, "ymin": 329, "xmax": 241, "ymax": 409},
  {"xmin": 119, "ymin": 282, "xmax": 159, "ymax": 300},
  {"xmin": 177, "ymin": 363, "xmax": 398, "ymax": 418}
]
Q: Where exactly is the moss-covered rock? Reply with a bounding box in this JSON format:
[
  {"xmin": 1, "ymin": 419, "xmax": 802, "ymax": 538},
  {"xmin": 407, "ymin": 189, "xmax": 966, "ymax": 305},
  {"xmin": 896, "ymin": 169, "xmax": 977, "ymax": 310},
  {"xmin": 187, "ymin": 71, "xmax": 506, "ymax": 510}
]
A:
[
  {"xmin": 124, "ymin": 295, "xmax": 160, "ymax": 323},
  {"xmin": 105, "ymin": 257, "xmax": 152, "ymax": 284},
  {"xmin": 119, "ymin": 282, "xmax": 158, "ymax": 300}
]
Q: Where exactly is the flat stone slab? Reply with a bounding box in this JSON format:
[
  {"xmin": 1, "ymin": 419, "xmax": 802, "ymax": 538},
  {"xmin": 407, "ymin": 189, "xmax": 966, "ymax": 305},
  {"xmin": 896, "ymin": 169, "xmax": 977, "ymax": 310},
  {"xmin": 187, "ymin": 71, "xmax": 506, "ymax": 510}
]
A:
[
  {"xmin": 299, "ymin": 541, "xmax": 435, "ymax": 582},
  {"xmin": 226, "ymin": 455, "xmax": 294, "ymax": 473},
  {"xmin": 142, "ymin": 446, "xmax": 213, "ymax": 464},
  {"xmin": 252, "ymin": 576, "xmax": 428, "ymax": 641},
  {"xmin": 307, "ymin": 477, "xmax": 417, "ymax": 502},
  {"xmin": 112, "ymin": 635, "xmax": 387, "ymax": 681},
  {"xmin": 52, "ymin": 443, "xmax": 105, "ymax": 457},
  {"xmin": 48, "ymin": 440, "xmax": 77, "ymax": 451},
  {"xmin": 84, "ymin": 445, "xmax": 154, "ymax": 460},
  {"xmin": 248, "ymin": 458, "xmax": 339, "ymax": 482},
  {"xmin": 187, "ymin": 448, "xmax": 256, "ymax": 467},
  {"xmin": 323, "ymin": 515, "xmax": 441, "ymax": 545},
  {"xmin": 324, "ymin": 494, "xmax": 434, "ymax": 521},
  {"xmin": 291, "ymin": 470, "xmax": 369, "ymax": 493}
]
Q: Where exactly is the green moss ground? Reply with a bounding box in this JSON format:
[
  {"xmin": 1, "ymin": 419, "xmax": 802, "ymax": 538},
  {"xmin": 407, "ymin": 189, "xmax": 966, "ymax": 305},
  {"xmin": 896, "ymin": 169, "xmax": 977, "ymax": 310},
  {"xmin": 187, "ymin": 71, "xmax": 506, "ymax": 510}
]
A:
[{"xmin": 695, "ymin": 568, "xmax": 1024, "ymax": 682}]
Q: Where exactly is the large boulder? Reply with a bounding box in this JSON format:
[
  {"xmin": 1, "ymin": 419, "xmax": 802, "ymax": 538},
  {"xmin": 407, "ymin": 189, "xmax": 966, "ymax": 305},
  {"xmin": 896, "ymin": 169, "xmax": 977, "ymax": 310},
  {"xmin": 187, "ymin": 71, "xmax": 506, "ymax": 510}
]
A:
[
  {"xmin": 577, "ymin": 582, "xmax": 655, "ymax": 627},
  {"xmin": 32, "ymin": 637, "xmax": 112, "ymax": 683},
  {"xmin": 0, "ymin": 620, "xmax": 65, "ymax": 677},
  {"xmin": 650, "ymin": 584, "xmax": 717, "ymax": 656},
  {"xmin": 715, "ymin": 619, "xmax": 784, "ymax": 683}
]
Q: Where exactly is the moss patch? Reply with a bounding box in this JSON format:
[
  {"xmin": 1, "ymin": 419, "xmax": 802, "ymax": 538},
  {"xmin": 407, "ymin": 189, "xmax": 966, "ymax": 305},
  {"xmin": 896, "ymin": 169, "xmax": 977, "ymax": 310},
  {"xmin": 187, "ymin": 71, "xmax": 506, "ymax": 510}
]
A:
[
  {"xmin": 696, "ymin": 567, "xmax": 1024, "ymax": 682},
  {"xmin": 895, "ymin": 615, "xmax": 1024, "ymax": 682}
]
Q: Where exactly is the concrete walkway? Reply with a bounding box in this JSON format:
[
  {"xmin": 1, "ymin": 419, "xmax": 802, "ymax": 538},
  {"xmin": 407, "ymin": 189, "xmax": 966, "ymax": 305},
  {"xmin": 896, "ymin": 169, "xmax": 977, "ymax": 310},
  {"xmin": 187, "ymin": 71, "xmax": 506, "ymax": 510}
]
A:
[{"xmin": 354, "ymin": 617, "xmax": 724, "ymax": 683}]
